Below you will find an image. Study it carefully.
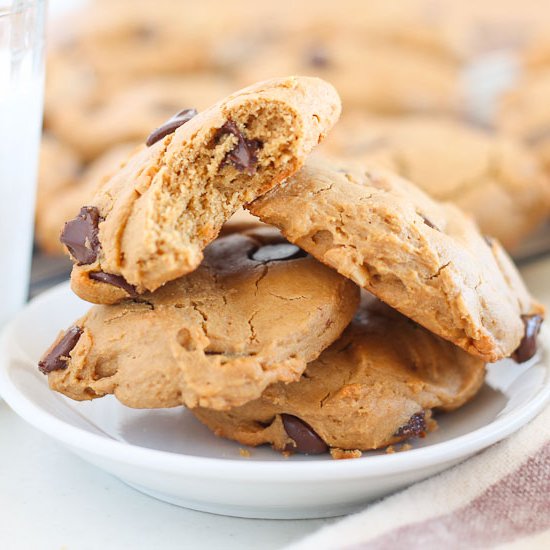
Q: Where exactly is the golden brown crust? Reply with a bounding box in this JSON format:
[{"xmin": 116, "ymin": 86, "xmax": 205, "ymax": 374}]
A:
[
  {"xmin": 249, "ymin": 157, "xmax": 544, "ymax": 361},
  {"xmin": 47, "ymin": 229, "xmax": 360, "ymax": 410},
  {"xmin": 320, "ymin": 114, "xmax": 550, "ymax": 251},
  {"xmin": 192, "ymin": 295, "xmax": 486, "ymax": 453}
]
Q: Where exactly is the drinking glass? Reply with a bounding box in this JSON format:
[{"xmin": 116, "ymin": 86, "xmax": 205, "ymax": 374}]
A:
[{"xmin": 0, "ymin": 0, "xmax": 46, "ymax": 326}]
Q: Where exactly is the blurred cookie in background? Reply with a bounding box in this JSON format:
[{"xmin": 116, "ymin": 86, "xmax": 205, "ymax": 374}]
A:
[
  {"xmin": 45, "ymin": 74, "xmax": 235, "ymax": 161},
  {"xmin": 320, "ymin": 114, "xmax": 550, "ymax": 251},
  {"xmin": 36, "ymin": 141, "xmax": 138, "ymax": 255},
  {"xmin": 234, "ymin": 36, "xmax": 461, "ymax": 115},
  {"xmin": 47, "ymin": 0, "xmax": 234, "ymax": 82},
  {"xmin": 36, "ymin": 135, "xmax": 82, "ymax": 214},
  {"xmin": 498, "ymin": 68, "xmax": 550, "ymax": 175}
]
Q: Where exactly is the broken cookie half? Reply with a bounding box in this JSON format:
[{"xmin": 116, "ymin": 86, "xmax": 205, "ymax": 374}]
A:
[
  {"xmin": 41, "ymin": 228, "xmax": 359, "ymax": 410},
  {"xmin": 60, "ymin": 76, "xmax": 341, "ymax": 305}
]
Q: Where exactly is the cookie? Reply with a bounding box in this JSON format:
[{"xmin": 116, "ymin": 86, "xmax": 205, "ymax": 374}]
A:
[
  {"xmin": 235, "ymin": 36, "xmax": 460, "ymax": 114},
  {"xmin": 46, "ymin": 74, "xmax": 236, "ymax": 161},
  {"xmin": 248, "ymin": 157, "xmax": 544, "ymax": 362},
  {"xmin": 498, "ymin": 68, "xmax": 550, "ymax": 175},
  {"xmin": 61, "ymin": 76, "xmax": 341, "ymax": 304},
  {"xmin": 321, "ymin": 114, "xmax": 550, "ymax": 250},
  {"xmin": 192, "ymin": 295, "xmax": 486, "ymax": 455},
  {"xmin": 36, "ymin": 143, "xmax": 138, "ymax": 255},
  {"xmin": 48, "ymin": 0, "xmax": 227, "ymax": 82},
  {"xmin": 39, "ymin": 228, "xmax": 360, "ymax": 410}
]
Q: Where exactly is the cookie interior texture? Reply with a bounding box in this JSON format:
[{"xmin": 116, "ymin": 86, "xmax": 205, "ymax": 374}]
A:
[
  {"xmin": 44, "ymin": 229, "xmax": 360, "ymax": 410},
  {"xmin": 192, "ymin": 295, "xmax": 486, "ymax": 454},
  {"xmin": 248, "ymin": 157, "xmax": 544, "ymax": 362},
  {"xmin": 67, "ymin": 76, "xmax": 341, "ymax": 304}
]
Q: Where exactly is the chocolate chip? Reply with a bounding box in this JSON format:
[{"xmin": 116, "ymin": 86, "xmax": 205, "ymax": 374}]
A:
[
  {"xmin": 513, "ymin": 314, "xmax": 543, "ymax": 363},
  {"xmin": 146, "ymin": 108, "xmax": 198, "ymax": 146},
  {"xmin": 89, "ymin": 271, "xmax": 138, "ymax": 297},
  {"xmin": 250, "ymin": 243, "xmax": 308, "ymax": 262},
  {"xmin": 60, "ymin": 206, "xmax": 101, "ymax": 265},
  {"xmin": 394, "ymin": 411, "xmax": 426, "ymax": 438},
  {"xmin": 38, "ymin": 326, "xmax": 83, "ymax": 374},
  {"xmin": 281, "ymin": 414, "xmax": 328, "ymax": 455},
  {"xmin": 217, "ymin": 121, "xmax": 262, "ymax": 175},
  {"xmin": 307, "ymin": 45, "xmax": 330, "ymax": 68}
]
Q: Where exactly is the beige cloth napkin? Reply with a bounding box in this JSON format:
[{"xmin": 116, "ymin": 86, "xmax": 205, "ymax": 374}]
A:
[{"xmin": 287, "ymin": 390, "xmax": 550, "ymax": 550}]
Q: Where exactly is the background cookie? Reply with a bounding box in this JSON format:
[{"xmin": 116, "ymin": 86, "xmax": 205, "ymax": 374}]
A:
[
  {"xmin": 192, "ymin": 295, "xmax": 486, "ymax": 455},
  {"xmin": 249, "ymin": 157, "xmax": 544, "ymax": 362},
  {"xmin": 498, "ymin": 69, "xmax": 550, "ymax": 175},
  {"xmin": 64, "ymin": 76, "xmax": 341, "ymax": 304},
  {"xmin": 40, "ymin": 229, "xmax": 360, "ymax": 410},
  {"xmin": 320, "ymin": 114, "xmax": 550, "ymax": 250},
  {"xmin": 235, "ymin": 37, "xmax": 461, "ymax": 114},
  {"xmin": 46, "ymin": 75, "xmax": 235, "ymax": 161},
  {"xmin": 37, "ymin": 143, "xmax": 138, "ymax": 255}
]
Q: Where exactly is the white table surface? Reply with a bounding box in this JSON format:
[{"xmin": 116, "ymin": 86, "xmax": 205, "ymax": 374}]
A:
[
  {"xmin": 1, "ymin": 257, "xmax": 548, "ymax": 550},
  {"xmin": 0, "ymin": 401, "xmax": 335, "ymax": 550}
]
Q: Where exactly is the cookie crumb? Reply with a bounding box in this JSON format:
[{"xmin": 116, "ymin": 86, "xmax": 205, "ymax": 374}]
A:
[
  {"xmin": 386, "ymin": 445, "xmax": 396, "ymax": 454},
  {"xmin": 330, "ymin": 448, "xmax": 362, "ymax": 460},
  {"xmin": 239, "ymin": 448, "xmax": 251, "ymax": 458},
  {"xmin": 399, "ymin": 443, "xmax": 413, "ymax": 452}
]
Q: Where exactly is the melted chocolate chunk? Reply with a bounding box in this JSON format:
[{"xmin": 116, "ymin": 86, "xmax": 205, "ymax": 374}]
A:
[
  {"xmin": 250, "ymin": 243, "xmax": 308, "ymax": 262},
  {"xmin": 38, "ymin": 326, "xmax": 83, "ymax": 374},
  {"xmin": 394, "ymin": 411, "xmax": 426, "ymax": 438},
  {"xmin": 60, "ymin": 206, "xmax": 101, "ymax": 265},
  {"xmin": 217, "ymin": 121, "xmax": 262, "ymax": 175},
  {"xmin": 281, "ymin": 414, "xmax": 328, "ymax": 455},
  {"xmin": 513, "ymin": 314, "xmax": 543, "ymax": 363},
  {"xmin": 146, "ymin": 108, "xmax": 198, "ymax": 146},
  {"xmin": 89, "ymin": 271, "xmax": 138, "ymax": 297}
]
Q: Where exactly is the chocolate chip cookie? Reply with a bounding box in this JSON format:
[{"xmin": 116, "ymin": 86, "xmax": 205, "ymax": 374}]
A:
[
  {"xmin": 321, "ymin": 114, "xmax": 550, "ymax": 250},
  {"xmin": 192, "ymin": 295, "xmax": 486, "ymax": 456},
  {"xmin": 40, "ymin": 229, "xmax": 359, "ymax": 410},
  {"xmin": 248, "ymin": 157, "xmax": 544, "ymax": 362},
  {"xmin": 61, "ymin": 76, "xmax": 341, "ymax": 304}
]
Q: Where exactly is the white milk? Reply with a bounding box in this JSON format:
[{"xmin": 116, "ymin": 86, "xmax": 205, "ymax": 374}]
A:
[{"xmin": 0, "ymin": 42, "xmax": 44, "ymax": 325}]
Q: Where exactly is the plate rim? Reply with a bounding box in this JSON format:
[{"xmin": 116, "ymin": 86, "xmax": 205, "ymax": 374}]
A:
[{"xmin": 1, "ymin": 281, "xmax": 550, "ymax": 482}]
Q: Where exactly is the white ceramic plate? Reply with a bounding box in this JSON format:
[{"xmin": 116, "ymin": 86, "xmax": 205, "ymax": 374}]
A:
[{"xmin": 1, "ymin": 282, "xmax": 550, "ymax": 519}]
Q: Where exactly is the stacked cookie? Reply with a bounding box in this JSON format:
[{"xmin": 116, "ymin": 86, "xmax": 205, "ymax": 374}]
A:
[{"xmin": 39, "ymin": 77, "xmax": 544, "ymax": 458}]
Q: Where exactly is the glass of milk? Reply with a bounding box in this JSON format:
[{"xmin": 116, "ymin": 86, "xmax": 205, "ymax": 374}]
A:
[{"xmin": 0, "ymin": 0, "xmax": 45, "ymax": 326}]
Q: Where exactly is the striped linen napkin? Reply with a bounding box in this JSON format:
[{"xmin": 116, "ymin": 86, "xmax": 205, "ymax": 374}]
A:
[{"xmin": 286, "ymin": 394, "xmax": 550, "ymax": 549}]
